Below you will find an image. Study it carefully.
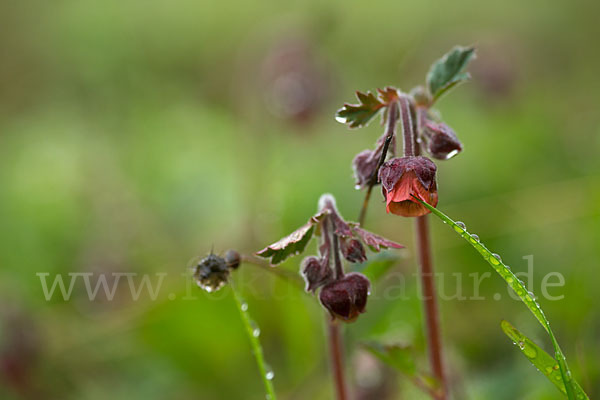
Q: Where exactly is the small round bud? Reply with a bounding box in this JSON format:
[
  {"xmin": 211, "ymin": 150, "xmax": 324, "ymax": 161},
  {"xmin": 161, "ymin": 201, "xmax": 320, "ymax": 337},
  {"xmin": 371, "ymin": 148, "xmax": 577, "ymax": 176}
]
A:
[
  {"xmin": 193, "ymin": 254, "xmax": 230, "ymax": 293},
  {"xmin": 410, "ymin": 86, "xmax": 432, "ymax": 107},
  {"xmin": 340, "ymin": 238, "xmax": 367, "ymax": 264},
  {"xmin": 421, "ymin": 122, "xmax": 462, "ymax": 160},
  {"xmin": 224, "ymin": 249, "xmax": 241, "ymax": 270},
  {"xmin": 301, "ymin": 256, "xmax": 332, "ymax": 293},
  {"xmin": 378, "ymin": 156, "xmax": 438, "ymax": 217},
  {"xmin": 352, "ymin": 150, "xmax": 379, "ymax": 190},
  {"xmin": 319, "ymin": 273, "xmax": 371, "ymax": 323}
]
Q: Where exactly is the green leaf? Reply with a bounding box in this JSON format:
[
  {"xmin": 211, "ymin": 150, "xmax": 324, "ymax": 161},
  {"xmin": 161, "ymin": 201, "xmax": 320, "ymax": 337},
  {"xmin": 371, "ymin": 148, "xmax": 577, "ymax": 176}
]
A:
[
  {"xmin": 426, "ymin": 46, "xmax": 475, "ymax": 101},
  {"xmin": 419, "ymin": 200, "xmax": 588, "ymax": 400},
  {"xmin": 500, "ymin": 320, "xmax": 587, "ymax": 398},
  {"xmin": 336, "ymin": 90, "xmax": 385, "ymax": 128},
  {"xmin": 256, "ymin": 218, "xmax": 319, "ymax": 265},
  {"xmin": 364, "ymin": 342, "xmax": 417, "ymax": 376}
]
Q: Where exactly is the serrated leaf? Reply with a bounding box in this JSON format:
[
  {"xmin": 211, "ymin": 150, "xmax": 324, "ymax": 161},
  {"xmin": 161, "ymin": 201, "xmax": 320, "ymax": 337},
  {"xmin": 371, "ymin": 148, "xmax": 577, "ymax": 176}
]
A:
[
  {"xmin": 364, "ymin": 342, "xmax": 417, "ymax": 376},
  {"xmin": 350, "ymin": 225, "xmax": 404, "ymax": 252},
  {"xmin": 256, "ymin": 221, "xmax": 316, "ymax": 265},
  {"xmin": 500, "ymin": 320, "xmax": 587, "ymax": 398},
  {"xmin": 377, "ymin": 86, "xmax": 400, "ymax": 104},
  {"xmin": 426, "ymin": 46, "xmax": 475, "ymax": 101},
  {"xmin": 336, "ymin": 90, "xmax": 385, "ymax": 128},
  {"xmin": 419, "ymin": 199, "xmax": 588, "ymax": 400}
]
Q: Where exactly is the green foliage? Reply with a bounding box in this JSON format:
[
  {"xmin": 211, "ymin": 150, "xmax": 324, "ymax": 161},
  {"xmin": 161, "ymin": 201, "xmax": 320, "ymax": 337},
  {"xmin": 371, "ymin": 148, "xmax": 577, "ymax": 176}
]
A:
[
  {"xmin": 336, "ymin": 91, "xmax": 385, "ymax": 128},
  {"xmin": 426, "ymin": 46, "xmax": 476, "ymax": 101},
  {"xmin": 501, "ymin": 320, "xmax": 587, "ymax": 398},
  {"xmin": 353, "ymin": 252, "xmax": 400, "ymax": 282},
  {"xmin": 364, "ymin": 342, "xmax": 416, "ymax": 376},
  {"xmin": 421, "ymin": 200, "xmax": 588, "ymax": 399}
]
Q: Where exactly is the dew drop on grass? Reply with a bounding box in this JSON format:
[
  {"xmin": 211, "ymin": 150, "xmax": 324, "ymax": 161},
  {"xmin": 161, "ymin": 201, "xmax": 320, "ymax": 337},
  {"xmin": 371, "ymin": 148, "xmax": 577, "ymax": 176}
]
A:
[
  {"xmin": 492, "ymin": 253, "xmax": 502, "ymax": 262},
  {"xmin": 456, "ymin": 221, "xmax": 466, "ymax": 230},
  {"xmin": 241, "ymin": 302, "xmax": 249, "ymax": 312},
  {"xmin": 471, "ymin": 234, "xmax": 480, "ymax": 242},
  {"xmin": 250, "ymin": 320, "xmax": 261, "ymax": 337},
  {"xmin": 265, "ymin": 365, "xmax": 275, "ymax": 380}
]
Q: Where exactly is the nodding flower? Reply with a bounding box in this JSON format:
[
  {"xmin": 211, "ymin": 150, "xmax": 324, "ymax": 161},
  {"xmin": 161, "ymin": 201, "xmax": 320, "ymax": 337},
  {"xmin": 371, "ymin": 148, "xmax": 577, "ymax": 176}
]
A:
[
  {"xmin": 378, "ymin": 156, "xmax": 438, "ymax": 217},
  {"xmin": 319, "ymin": 273, "xmax": 370, "ymax": 322}
]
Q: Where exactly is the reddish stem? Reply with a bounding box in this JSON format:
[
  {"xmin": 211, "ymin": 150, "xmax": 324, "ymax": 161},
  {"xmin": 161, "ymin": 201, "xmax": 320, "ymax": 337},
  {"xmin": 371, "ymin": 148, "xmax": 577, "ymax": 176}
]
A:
[
  {"xmin": 415, "ymin": 215, "xmax": 447, "ymax": 399},
  {"xmin": 400, "ymin": 96, "xmax": 447, "ymax": 399},
  {"xmin": 357, "ymin": 100, "xmax": 399, "ymax": 226},
  {"xmin": 327, "ymin": 320, "xmax": 348, "ymax": 400}
]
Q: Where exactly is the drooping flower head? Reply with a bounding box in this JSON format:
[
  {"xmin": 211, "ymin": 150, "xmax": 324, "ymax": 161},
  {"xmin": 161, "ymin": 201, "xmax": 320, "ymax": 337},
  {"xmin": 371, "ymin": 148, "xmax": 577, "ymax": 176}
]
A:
[{"xmin": 378, "ymin": 156, "xmax": 438, "ymax": 217}]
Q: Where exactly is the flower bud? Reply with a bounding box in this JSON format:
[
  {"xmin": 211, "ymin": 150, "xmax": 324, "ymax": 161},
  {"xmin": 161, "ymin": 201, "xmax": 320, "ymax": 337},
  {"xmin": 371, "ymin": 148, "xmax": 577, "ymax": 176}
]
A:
[
  {"xmin": 340, "ymin": 238, "xmax": 367, "ymax": 263},
  {"xmin": 319, "ymin": 273, "xmax": 370, "ymax": 322},
  {"xmin": 224, "ymin": 249, "xmax": 241, "ymax": 270},
  {"xmin": 378, "ymin": 156, "xmax": 438, "ymax": 217},
  {"xmin": 301, "ymin": 256, "xmax": 332, "ymax": 292},
  {"xmin": 352, "ymin": 150, "xmax": 379, "ymax": 189},
  {"xmin": 421, "ymin": 121, "xmax": 462, "ymax": 160},
  {"xmin": 193, "ymin": 254, "xmax": 230, "ymax": 293}
]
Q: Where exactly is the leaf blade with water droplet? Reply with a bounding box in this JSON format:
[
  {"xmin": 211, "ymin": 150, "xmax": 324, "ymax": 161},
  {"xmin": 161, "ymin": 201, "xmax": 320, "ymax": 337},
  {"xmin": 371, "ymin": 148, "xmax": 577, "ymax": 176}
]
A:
[
  {"xmin": 418, "ymin": 200, "xmax": 588, "ymax": 400},
  {"xmin": 500, "ymin": 320, "xmax": 587, "ymax": 398}
]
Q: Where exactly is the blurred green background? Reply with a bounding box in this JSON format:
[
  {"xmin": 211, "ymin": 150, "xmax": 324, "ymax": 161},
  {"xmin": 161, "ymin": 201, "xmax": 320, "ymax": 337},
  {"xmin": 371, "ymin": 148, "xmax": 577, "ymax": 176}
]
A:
[{"xmin": 1, "ymin": 0, "xmax": 599, "ymax": 399}]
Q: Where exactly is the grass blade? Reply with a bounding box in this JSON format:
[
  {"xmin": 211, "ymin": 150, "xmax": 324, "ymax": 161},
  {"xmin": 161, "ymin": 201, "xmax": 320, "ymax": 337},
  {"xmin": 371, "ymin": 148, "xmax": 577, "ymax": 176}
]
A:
[
  {"xmin": 419, "ymin": 201, "xmax": 587, "ymax": 399},
  {"xmin": 231, "ymin": 282, "xmax": 277, "ymax": 400},
  {"xmin": 501, "ymin": 320, "xmax": 587, "ymax": 397}
]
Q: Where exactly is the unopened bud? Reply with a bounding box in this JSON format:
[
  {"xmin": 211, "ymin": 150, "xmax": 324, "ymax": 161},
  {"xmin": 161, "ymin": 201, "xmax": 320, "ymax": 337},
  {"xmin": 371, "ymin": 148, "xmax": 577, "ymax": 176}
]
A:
[
  {"xmin": 421, "ymin": 121, "xmax": 462, "ymax": 160},
  {"xmin": 319, "ymin": 273, "xmax": 370, "ymax": 323}
]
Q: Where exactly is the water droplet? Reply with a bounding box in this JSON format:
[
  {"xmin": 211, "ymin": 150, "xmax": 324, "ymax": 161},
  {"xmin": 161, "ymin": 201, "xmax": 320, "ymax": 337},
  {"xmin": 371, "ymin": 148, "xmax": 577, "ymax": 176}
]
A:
[
  {"xmin": 241, "ymin": 302, "xmax": 248, "ymax": 312},
  {"xmin": 527, "ymin": 291, "xmax": 537, "ymax": 300},
  {"xmin": 522, "ymin": 344, "xmax": 537, "ymax": 359},
  {"xmin": 250, "ymin": 320, "xmax": 261, "ymax": 337},
  {"xmin": 471, "ymin": 234, "xmax": 480, "ymax": 242},
  {"xmin": 335, "ymin": 115, "xmax": 347, "ymax": 124},
  {"xmin": 492, "ymin": 253, "xmax": 502, "ymax": 262},
  {"xmin": 265, "ymin": 366, "xmax": 275, "ymax": 380},
  {"xmin": 545, "ymin": 367, "xmax": 553, "ymax": 374},
  {"xmin": 518, "ymin": 341, "xmax": 525, "ymax": 350},
  {"xmin": 455, "ymin": 221, "xmax": 466, "ymax": 230}
]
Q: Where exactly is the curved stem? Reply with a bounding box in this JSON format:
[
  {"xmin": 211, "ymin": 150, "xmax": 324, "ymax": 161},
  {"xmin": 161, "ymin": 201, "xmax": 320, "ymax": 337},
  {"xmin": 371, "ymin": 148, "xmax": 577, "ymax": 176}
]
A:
[
  {"xmin": 328, "ymin": 320, "xmax": 348, "ymax": 400},
  {"xmin": 399, "ymin": 95, "xmax": 415, "ymax": 157},
  {"xmin": 357, "ymin": 100, "xmax": 399, "ymax": 225}
]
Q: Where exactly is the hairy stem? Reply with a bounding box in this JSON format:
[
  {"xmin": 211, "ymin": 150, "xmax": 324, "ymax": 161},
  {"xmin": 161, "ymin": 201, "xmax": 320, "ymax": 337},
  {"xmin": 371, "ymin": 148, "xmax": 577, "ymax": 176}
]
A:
[
  {"xmin": 357, "ymin": 100, "xmax": 399, "ymax": 225},
  {"xmin": 331, "ymin": 221, "xmax": 345, "ymax": 279},
  {"xmin": 328, "ymin": 320, "xmax": 348, "ymax": 400},
  {"xmin": 399, "ymin": 95, "xmax": 415, "ymax": 157},
  {"xmin": 403, "ymin": 97, "xmax": 447, "ymax": 399}
]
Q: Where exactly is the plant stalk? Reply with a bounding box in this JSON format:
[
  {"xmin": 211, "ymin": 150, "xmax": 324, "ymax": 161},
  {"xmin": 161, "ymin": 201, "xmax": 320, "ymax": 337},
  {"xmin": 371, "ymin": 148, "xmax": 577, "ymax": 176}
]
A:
[
  {"xmin": 357, "ymin": 100, "xmax": 399, "ymax": 226},
  {"xmin": 402, "ymin": 97, "xmax": 447, "ymax": 399},
  {"xmin": 327, "ymin": 320, "xmax": 348, "ymax": 400}
]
